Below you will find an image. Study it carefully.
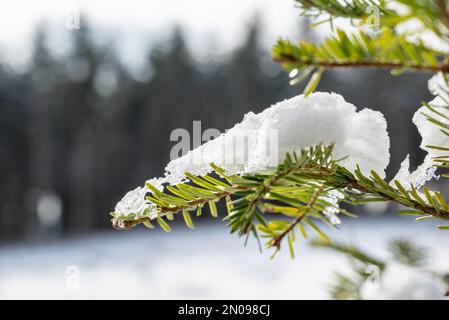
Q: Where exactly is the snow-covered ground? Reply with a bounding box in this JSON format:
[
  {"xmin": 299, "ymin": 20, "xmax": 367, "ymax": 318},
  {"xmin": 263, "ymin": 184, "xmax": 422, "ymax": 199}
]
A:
[{"xmin": 0, "ymin": 217, "xmax": 448, "ymax": 299}]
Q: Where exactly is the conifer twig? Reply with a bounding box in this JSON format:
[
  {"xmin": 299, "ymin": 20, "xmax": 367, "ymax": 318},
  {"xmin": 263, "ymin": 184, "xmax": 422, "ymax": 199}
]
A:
[
  {"xmin": 274, "ymin": 56, "xmax": 449, "ymax": 74},
  {"xmin": 272, "ymin": 185, "xmax": 325, "ymax": 248},
  {"xmin": 113, "ymin": 161, "xmax": 449, "ymax": 232}
]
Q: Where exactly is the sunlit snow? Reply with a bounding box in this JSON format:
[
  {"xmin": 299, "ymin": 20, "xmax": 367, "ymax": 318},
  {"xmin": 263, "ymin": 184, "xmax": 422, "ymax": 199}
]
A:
[{"xmin": 115, "ymin": 92, "xmax": 390, "ymax": 218}]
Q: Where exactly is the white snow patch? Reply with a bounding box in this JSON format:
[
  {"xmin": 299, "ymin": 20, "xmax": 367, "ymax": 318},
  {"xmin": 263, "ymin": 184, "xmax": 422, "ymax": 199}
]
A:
[
  {"xmin": 361, "ymin": 262, "xmax": 447, "ymax": 300},
  {"xmin": 114, "ymin": 186, "xmax": 153, "ymax": 218},
  {"xmin": 429, "ymin": 72, "xmax": 449, "ymax": 102},
  {"xmin": 392, "ymin": 155, "xmax": 438, "ymax": 190},
  {"xmin": 1, "ymin": 218, "xmax": 448, "ymax": 299},
  {"xmin": 114, "ymin": 92, "xmax": 390, "ymax": 218},
  {"xmin": 163, "ymin": 92, "xmax": 390, "ymax": 180},
  {"xmin": 391, "ymin": 73, "xmax": 449, "ymax": 189},
  {"xmin": 418, "ymin": 74, "xmax": 449, "ymax": 160}
]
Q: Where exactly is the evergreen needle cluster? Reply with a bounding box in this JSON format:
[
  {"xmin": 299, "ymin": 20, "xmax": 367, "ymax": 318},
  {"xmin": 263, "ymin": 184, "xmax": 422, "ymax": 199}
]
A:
[{"xmin": 112, "ymin": 0, "xmax": 449, "ymax": 257}]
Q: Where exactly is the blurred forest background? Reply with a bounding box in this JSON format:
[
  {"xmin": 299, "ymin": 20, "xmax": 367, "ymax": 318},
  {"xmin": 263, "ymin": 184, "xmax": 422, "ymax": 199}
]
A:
[{"xmin": 0, "ymin": 17, "xmax": 436, "ymax": 243}]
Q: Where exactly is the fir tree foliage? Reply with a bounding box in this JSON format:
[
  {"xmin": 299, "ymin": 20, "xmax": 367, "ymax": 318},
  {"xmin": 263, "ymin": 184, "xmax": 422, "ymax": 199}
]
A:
[
  {"xmin": 112, "ymin": 0, "xmax": 449, "ymax": 256},
  {"xmin": 276, "ymin": 0, "xmax": 449, "ymax": 95},
  {"xmin": 273, "ymin": 27, "xmax": 449, "ymax": 93},
  {"xmin": 312, "ymin": 238, "xmax": 448, "ymax": 299},
  {"xmin": 112, "ymin": 143, "xmax": 449, "ymax": 256}
]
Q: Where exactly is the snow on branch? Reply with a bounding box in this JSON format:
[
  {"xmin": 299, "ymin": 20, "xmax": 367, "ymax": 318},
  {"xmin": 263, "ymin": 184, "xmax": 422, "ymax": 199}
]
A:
[
  {"xmin": 393, "ymin": 73, "xmax": 449, "ymax": 189},
  {"xmin": 111, "ymin": 0, "xmax": 449, "ymax": 257},
  {"xmin": 111, "ymin": 90, "xmax": 449, "ymax": 254},
  {"xmin": 113, "ymin": 92, "xmax": 389, "ymax": 220}
]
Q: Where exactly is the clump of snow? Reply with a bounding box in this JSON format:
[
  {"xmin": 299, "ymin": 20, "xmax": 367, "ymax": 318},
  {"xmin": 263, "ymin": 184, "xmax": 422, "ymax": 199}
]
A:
[
  {"xmin": 114, "ymin": 92, "xmax": 390, "ymax": 218},
  {"xmin": 114, "ymin": 187, "xmax": 152, "ymax": 218},
  {"xmin": 428, "ymin": 72, "xmax": 449, "ymax": 100},
  {"xmin": 361, "ymin": 262, "xmax": 446, "ymax": 300},
  {"xmin": 416, "ymin": 74, "xmax": 449, "ymax": 158},
  {"xmin": 164, "ymin": 92, "xmax": 390, "ymax": 181},
  {"xmin": 391, "ymin": 73, "xmax": 449, "ymax": 189},
  {"xmin": 392, "ymin": 155, "xmax": 438, "ymax": 190}
]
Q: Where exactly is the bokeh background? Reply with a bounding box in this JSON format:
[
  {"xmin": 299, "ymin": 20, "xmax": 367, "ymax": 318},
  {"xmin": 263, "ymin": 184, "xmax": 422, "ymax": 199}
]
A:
[{"xmin": 0, "ymin": 0, "xmax": 447, "ymax": 299}]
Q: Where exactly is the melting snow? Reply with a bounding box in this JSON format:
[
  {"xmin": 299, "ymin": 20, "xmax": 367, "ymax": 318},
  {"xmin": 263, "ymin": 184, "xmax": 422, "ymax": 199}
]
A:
[
  {"xmin": 114, "ymin": 92, "xmax": 390, "ymax": 218},
  {"xmin": 115, "ymin": 92, "xmax": 390, "ymax": 215},
  {"xmin": 391, "ymin": 72, "xmax": 449, "ymax": 189}
]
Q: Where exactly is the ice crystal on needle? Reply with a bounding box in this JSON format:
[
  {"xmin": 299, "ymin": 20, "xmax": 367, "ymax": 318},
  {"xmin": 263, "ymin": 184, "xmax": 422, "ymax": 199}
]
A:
[{"xmin": 114, "ymin": 92, "xmax": 390, "ymax": 218}]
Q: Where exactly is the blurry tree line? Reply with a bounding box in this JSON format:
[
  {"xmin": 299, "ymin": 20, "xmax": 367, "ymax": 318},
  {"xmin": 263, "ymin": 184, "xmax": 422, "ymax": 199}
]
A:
[{"xmin": 0, "ymin": 18, "xmax": 435, "ymax": 243}]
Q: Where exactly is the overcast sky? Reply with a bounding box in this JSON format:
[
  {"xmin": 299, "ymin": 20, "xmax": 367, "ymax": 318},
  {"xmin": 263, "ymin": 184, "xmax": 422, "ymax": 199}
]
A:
[{"xmin": 0, "ymin": 0, "xmax": 305, "ymax": 70}]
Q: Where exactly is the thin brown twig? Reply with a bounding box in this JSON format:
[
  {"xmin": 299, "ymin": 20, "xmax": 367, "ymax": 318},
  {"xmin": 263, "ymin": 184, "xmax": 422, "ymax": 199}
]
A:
[
  {"xmin": 273, "ymin": 55, "xmax": 449, "ymax": 73},
  {"xmin": 239, "ymin": 162, "xmax": 308, "ymax": 235},
  {"xmin": 272, "ymin": 184, "xmax": 325, "ymax": 248}
]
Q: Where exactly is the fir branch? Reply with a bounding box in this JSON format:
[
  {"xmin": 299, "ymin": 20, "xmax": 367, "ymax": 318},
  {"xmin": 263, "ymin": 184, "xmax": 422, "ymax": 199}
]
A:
[
  {"xmin": 344, "ymin": 176, "xmax": 449, "ymax": 222},
  {"xmin": 111, "ymin": 0, "xmax": 449, "ymax": 261},
  {"xmin": 112, "ymin": 189, "xmax": 234, "ymax": 230},
  {"xmin": 271, "ymin": 184, "xmax": 325, "ymax": 249},
  {"xmin": 273, "ymin": 28, "xmax": 449, "ymax": 95},
  {"xmin": 296, "ymin": 0, "xmax": 449, "ymax": 37},
  {"xmin": 112, "ymin": 142, "xmax": 449, "ymax": 243},
  {"xmin": 329, "ymin": 271, "xmax": 364, "ymax": 300},
  {"xmin": 225, "ymin": 145, "xmax": 340, "ymax": 239},
  {"xmin": 112, "ymin": 144, "xmax": 346, "ymax": 251},
  {"xmin": 275, "ymin": 56, "xmax": 449, "ymax": 74},
  {"xmin": 233, "ymin": 162, "xmax": 300, "ymax": 236},
  {"xmin": 295, "ymin": 0, "xmax": 393, "ymax": 20},
  {"xmin": 316, "ymin": 237, "xmax": 449, "ymax": 299},
  {"xmin": 387, "ymin": 239, "xmax": 429, "ymax": 267},
  {"xmin": 311, "ymin": 239, "xmax": 386, "ymax": 269},
  {"xmin": 312, "ymin": 239, "xmax": 384, "ymax": 300}
]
